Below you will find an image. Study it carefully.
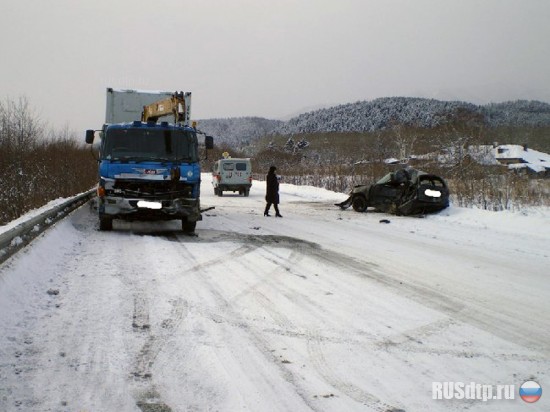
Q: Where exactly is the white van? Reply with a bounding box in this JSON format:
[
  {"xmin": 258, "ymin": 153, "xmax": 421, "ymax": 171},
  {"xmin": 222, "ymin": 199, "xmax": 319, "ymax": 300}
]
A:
[{"xmin": 212, "ymin": 158, "xmax": 252, "ymax": 196}]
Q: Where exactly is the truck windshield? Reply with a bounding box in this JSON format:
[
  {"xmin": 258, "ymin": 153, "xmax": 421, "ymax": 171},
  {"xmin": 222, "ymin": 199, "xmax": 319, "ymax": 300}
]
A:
[{"xmin": 102, "ymin": 128, "xmax": 198, "ymax": 162}]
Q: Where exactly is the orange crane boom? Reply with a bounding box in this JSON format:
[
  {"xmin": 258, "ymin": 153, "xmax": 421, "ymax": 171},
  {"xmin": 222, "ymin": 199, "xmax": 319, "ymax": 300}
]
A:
[{"xmin": 141, "ymin": 91, "xmax": 191, "ymax": 124}]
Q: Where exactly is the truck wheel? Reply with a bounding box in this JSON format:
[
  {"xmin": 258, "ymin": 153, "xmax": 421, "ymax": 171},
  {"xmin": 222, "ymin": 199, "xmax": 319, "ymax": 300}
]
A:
[
  {"xmin": 217, "ymin": 189, "xmax": 223, "ymax": 197},
  {"xmin": 182, "ymin": 220, "xmax": 196, "ymax": 233},
  {"xmin": 352, "ymin": 195, "xmax": 368, "ymax": 212},
  {"xmin": 99, "ymin": 217, "xmax": 113, "ymax": 231},
  {"xmin": 244, "ymin": 189, "xmax": 250, "ymax": 197}
]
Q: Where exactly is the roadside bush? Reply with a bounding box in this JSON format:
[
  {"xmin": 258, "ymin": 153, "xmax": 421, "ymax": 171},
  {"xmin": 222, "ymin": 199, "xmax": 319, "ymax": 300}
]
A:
[{"xmin": 0, "ymin": 97, "xmax": 97, "ymax": 225}]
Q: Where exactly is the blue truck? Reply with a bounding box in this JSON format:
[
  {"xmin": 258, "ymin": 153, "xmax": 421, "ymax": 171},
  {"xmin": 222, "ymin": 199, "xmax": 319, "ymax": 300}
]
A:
[{"xmin": 85, "ymin": 88, "xmax": 213, "ymax": 232}]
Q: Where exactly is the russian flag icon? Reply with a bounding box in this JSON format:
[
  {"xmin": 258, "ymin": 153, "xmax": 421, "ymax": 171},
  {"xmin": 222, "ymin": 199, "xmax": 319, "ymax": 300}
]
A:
[{"xmin": 520, "ymin": 381, "xmax": 542, "ymax": 403}]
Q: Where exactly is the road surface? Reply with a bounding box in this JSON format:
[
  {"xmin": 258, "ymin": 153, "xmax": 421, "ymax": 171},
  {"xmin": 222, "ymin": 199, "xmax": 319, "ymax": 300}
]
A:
[{"xmin": 0, "ymin": 177, "xmax": 548, "ymax": 411}]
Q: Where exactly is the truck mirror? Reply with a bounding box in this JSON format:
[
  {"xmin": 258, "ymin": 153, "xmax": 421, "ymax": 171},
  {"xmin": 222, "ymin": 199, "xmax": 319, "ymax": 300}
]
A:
[
  {"xmin": 205, "ymin": 135, "xmax": 214, "ymax": 150},
  {"xmin": 85, "ymin": 130, "xmax": 95, "ymax": 144}
]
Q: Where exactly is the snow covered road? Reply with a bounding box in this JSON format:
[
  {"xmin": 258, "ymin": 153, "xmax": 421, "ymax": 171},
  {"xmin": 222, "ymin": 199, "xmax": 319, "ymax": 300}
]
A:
[{"xmin": 0, "ymin": 176, "xmax": 548, "ymax": 411}]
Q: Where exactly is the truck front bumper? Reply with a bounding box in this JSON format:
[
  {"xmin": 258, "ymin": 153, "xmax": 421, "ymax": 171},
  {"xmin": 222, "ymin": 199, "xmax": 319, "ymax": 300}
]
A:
[{"xmin": 99, "ymin": 196, "xmax": 202, "ymax": 222}]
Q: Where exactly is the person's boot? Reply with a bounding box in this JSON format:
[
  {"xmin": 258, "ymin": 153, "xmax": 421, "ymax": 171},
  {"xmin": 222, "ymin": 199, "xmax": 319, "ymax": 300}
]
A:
[
  {"xmin": 275, "ymin": 206, "xmax": 282, "ymax": 218},
  {"xmin": 264, "ymin": 206, "xmax": 270, "ymax": 217}
]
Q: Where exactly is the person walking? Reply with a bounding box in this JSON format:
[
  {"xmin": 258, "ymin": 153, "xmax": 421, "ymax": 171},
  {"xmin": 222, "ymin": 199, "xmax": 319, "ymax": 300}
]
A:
[{"xmin": 264, "ymin": 165, "xmax": 282, "ymax": 217}]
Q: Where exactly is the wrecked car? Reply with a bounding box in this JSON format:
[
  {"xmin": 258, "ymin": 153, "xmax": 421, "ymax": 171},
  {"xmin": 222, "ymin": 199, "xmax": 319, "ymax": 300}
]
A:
[{"xmin": 336, "ymin": 168, "xmax": 449, "ymax": 215}]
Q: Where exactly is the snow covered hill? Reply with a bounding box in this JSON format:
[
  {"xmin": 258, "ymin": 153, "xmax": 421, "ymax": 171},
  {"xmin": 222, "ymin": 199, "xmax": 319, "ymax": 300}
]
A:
[
  {"xmin": 197, "ymin": 117, "xmax": 283, "ymax": 147},
  {"xmin": 276, "ymin": 98, "xmax": 550, "ymax": 135},
  {"xmin": 198, "ymin": 99, "xmax": 550, "ymax": 145},
  {"xmin": 0, "ymin": 177, "xmax": 548, "ymax": 411},
  {"xmin": 276, "ymin": 97, "xmax": 481, "ymax": 134}
]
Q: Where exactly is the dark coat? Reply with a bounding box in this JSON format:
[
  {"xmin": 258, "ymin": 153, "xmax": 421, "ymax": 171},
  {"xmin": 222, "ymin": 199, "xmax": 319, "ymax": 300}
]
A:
[{"xmin": 265, "ymin": 168, "xmax": 279, "ymax": 204}]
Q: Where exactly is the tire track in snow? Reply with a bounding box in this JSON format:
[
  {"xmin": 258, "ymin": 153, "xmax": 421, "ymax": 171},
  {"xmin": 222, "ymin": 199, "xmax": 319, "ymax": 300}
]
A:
[
  {"xmin": 169, "ymin": 237, "xmax": 324, "ymax": 411},
  {"xmin": 306, "ymin": 329, "xmax": 401, "ymax": 412},
  {"xmin": 250, "ymin": 246, "xmax": 405, "ymax": 411},
  {"xmin": 170, "ymin": 232, "xmax": 406, "ymax": 412},
  {"xmin": 128, "ymin": 224, "xmax": 549, "ymax": 409},
  {"xmin": 182, "ymin": 228, "xmax": 548, "ymax": 408},
  {"xmin": 251, "ymin": 285, "xmax": 405, "ymax": 411},
  {"xmin": 305, "ymin": 245, "xmax": 550, "ymax": 357},
  {"xmin": 103, "ymin": 232, "xmax": 192, "ymax": 411},
  {"xmin": 133, "ymin": 297, "xmax": 188, "ymax": 412},
  {"xmin": 132, "ymin": 297, "xmax": 188, "ymax": 380}
]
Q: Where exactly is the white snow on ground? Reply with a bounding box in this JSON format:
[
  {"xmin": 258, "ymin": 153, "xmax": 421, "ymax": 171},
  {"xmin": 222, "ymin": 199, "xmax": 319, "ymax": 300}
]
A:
[{"xmin": 0, "ymin": 174, "xmax": 548, "ymax": 412}]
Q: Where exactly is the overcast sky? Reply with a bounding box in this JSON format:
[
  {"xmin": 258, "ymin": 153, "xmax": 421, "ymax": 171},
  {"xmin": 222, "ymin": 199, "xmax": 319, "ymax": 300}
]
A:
[{"xmin": 1, "ymin": 0, "xmax": 549, "ymax": 132}]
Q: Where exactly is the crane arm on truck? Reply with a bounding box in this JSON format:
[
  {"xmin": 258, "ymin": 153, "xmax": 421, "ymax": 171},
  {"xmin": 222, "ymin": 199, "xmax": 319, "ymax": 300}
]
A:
[{"xmin": 141, "ymin": 91, "xmax": 191, "ymax": 124}]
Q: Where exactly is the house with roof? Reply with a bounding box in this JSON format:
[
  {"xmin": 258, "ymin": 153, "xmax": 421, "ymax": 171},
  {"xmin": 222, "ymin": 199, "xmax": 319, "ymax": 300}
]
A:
[{"xmin": 494, "ymin": 144, "xmax": 550, "ymax": 176}]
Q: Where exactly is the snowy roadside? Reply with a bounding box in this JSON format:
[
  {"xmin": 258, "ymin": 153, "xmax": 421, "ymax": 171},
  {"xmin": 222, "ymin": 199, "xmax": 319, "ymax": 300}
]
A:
[{"xmin": 0, "ymin": 190, "xmax": 95, "ymax": 236}]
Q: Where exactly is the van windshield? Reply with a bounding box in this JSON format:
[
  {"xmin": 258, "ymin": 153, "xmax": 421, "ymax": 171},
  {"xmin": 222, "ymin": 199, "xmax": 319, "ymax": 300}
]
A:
[{"xmin": 102, "ymin": 128, "xmax": 198, "ymax": 162}]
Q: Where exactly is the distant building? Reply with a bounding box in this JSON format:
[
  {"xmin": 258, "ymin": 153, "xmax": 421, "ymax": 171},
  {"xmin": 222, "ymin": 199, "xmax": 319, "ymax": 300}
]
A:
[{"xmin": 494, "ymin": 144, "xmax": 550, "ymax": 176}]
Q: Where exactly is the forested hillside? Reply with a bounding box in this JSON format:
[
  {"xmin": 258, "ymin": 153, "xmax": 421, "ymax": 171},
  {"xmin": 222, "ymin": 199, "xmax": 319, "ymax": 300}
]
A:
[
  {"xmin": 198, "ymin": 98, "xmax": 550, "ymax": 147},
  {"xmin": 197, "ymin": 117, "xmax": 283, "ymax": 148},
  {"xmin": 276, "ymin": 98, "xmax": 550, "ymax": 135},
  {"xmin": 482, "ymin": 100, "xmax": 550, "ymax": 127}
]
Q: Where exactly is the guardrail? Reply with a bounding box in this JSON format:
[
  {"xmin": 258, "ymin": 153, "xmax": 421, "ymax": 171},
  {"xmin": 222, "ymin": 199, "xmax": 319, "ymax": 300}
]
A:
[{"xmin": 0, "ymin": 190, "xmax": 95, "ymax": 264}]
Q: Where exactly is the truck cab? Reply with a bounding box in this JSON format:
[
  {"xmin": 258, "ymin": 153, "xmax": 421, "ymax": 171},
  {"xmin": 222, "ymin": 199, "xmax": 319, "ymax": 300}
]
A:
[
  {"xmin": 212, "ymin": 158, "xmax": 252, "ymax": 196},
  {"xmin": 89, "ymin": 121, "xmax": 207, "ymax": 232}
]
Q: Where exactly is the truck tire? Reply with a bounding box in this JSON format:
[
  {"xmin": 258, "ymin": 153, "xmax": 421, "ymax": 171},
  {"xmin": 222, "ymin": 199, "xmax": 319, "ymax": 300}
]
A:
[
  {"xmin": 182, "ymin": 220, "xmax": 196, "ymax": 233},
  {"xmin": 99, "ymin": 217, "xmax": 113, "ymax": 231},
  {"xmin": 244, "ymin": 188, "xmax": 250, "ymax": 197},
  {"xmin": 352, "ymin": 195, "xmax": 368, "ymax": 213},
  {"xmin": 217, "ymin": 189, "xmax": 223, "ymax": 197}
]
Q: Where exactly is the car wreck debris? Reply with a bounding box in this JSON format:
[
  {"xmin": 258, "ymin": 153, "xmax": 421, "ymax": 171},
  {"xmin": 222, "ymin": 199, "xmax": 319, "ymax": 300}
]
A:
[{"xmin": 336, "ymin": 168, "xmax": 450, "ymax": 216}]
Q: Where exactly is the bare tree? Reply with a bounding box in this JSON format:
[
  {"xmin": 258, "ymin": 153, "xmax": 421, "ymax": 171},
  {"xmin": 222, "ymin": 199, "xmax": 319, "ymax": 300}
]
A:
[{"xmin": 0, "ymin": 97, "xmax": 96, "ymax": 224}]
